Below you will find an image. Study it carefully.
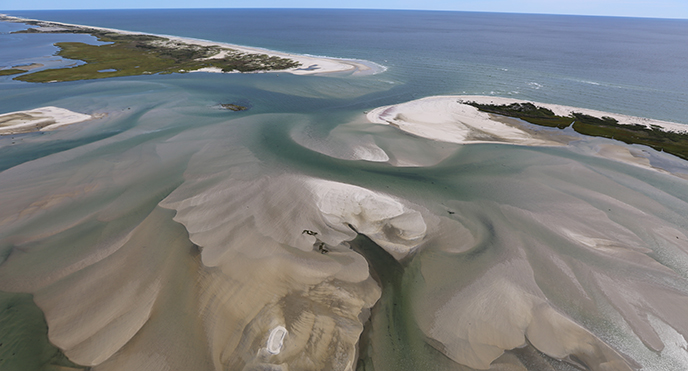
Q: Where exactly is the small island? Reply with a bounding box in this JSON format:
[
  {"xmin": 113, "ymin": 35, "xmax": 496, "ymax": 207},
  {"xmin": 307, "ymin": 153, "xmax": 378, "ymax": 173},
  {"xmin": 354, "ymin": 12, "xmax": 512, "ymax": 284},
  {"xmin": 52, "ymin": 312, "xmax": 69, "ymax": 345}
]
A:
[
  {"xmin": 0, "ymin": 106, "xmax": 96, "ymax": 134},
  {"xmin": 220, "ymin": 103, "xmax": 249, "ymax": 112}
]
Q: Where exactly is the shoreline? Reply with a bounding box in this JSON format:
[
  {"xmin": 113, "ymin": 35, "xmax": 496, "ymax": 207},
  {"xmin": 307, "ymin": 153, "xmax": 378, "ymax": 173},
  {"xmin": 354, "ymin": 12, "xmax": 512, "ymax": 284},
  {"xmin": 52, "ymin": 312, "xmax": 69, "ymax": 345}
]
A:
[{"xmin": 0, "ymin": 14, "xmax": 385, "ymax": 76}]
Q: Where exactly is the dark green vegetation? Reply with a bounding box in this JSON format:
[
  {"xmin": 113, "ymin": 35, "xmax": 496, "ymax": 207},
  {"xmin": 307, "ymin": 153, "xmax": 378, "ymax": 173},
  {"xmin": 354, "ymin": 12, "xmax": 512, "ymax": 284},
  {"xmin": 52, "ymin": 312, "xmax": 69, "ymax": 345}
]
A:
[
  {"xmin": 466, "ymin": 102, "xmax": 574, "ymax": 129},
  {"xmin": 220, "ymin": 103, "xmax": 249, "ymax": 112},
  {"xmin": 9, "ymin": 19, "xmax": 300, "ymax": 83},
  {"xmin": 0, "ymin": 69, "xmax": 25, "ymax": 76},
  {"xmin": 466, "ymin": 101, "xmax": 688, "ymax": 161}
]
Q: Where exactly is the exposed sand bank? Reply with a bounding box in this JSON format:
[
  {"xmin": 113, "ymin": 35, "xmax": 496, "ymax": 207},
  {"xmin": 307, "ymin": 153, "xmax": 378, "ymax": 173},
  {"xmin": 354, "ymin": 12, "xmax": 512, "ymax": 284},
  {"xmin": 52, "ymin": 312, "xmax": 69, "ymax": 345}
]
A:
[
  {"xmin": 0, "ymin": 106, "xmax": 96, "ymax": 134},
  {"xmin": 12, "ymin": 63, "xmax": 44, "ymax": 71},
  {"xmin": 366, "ymin": 96, "xmax": 560, "ymax": 146},
  {"xmin": 1, "ymin": 14, "xmax": 384, "ymax": 76}
]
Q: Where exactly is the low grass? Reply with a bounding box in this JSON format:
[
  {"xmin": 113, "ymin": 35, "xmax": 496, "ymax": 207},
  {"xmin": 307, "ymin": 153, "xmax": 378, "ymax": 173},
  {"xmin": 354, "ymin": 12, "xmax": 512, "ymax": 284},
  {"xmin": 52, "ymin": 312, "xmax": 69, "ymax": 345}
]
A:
[
  {"xmin": 0, "ymin": 69, "xmax": 25, "ymax": 76},
  {"xmin": 466, "ymin": 101, "xmax": 688, "ymax": 161}
]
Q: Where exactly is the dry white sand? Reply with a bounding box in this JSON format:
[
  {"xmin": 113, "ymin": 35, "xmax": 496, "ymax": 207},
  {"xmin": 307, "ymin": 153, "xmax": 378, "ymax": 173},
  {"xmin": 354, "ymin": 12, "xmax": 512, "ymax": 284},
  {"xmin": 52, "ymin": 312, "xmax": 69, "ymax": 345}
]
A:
[
  {"xmin": 160, "ymin": 34, "xmax": 381, "ymax": 76},
  {"xmin": 0, "ymin": 106, "xmax": 95, "ymax": 134},
  {"xmin": 266, "ymin": 326, "xmax": 288, "ymax": 355},
  {"xmin": 2, "ymin": 14, "xmax": 384, "ymax": 76},
  {"xmin": 366, "ymin": 96, "xmax": 557, "ymax": 146},
  {"xmin": 367, "ymin": 95, "xmax": 688, "ymax": 173},
  {"xmin": 306, "ymin": 178, "xmax": 428, "ymax": 259},
  {"xmin": 367, "ymin": 95, "xmax": 687, "ymax": 147}
]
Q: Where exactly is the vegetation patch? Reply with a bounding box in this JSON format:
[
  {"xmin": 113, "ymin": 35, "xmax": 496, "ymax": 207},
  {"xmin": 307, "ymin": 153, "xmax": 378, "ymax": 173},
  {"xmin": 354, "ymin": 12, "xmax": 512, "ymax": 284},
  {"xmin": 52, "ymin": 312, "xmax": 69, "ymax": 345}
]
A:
[
  {"xmin": 8, "ymin": 19, "xmax": 301, "ymax": 83},
  {"xmin": 466, "ymin": 101, "xmax": 688, "ymax": 161},
  {"xmin": 0, "ymin": 69, "xmax": 25, "ymax": 76},
  {"xmin": 220, "ymin": 103, "xmax": 249, "ymax": 112},
  {"xmin": 465, "ymin": 101, "xmax": 573, "ymax": 128}
]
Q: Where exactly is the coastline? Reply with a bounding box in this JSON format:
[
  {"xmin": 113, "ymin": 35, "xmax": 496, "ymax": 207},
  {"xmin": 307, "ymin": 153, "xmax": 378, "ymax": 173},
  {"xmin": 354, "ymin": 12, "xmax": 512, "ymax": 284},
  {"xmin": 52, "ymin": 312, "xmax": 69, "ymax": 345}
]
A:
[{"xmin": 0, "ymin": 14, "xmax": 385, "ymax": 76}]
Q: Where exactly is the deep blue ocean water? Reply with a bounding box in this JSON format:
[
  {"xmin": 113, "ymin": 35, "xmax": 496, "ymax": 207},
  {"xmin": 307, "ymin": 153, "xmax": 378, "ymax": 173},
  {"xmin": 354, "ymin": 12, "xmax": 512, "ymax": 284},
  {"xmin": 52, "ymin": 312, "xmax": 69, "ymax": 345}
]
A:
[{"xmin": 3, "ymin": 9, "xmax": 688, "ymax": 123}]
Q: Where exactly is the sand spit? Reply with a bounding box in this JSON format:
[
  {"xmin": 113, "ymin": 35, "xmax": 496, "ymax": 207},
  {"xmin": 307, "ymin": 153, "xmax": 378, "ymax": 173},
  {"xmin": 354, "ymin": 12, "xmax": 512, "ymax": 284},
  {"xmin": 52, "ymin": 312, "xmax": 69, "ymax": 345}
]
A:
[
  {"xmin": 367, "ymin": 95, "xmax": 688, "ymax": 144},
  {"xmin": 1, "ymin": 14, "xmax": 384, "ymax": 76},
  {"xmin": 0, "ymin": 106, "xmax": 96, "ymax": 135},
  {"xmin": 366, "ymin": 96, "xmax": 558, "ymax": 146},
  {"xmin": 367, "ymin": 95, "xmax": 688, "ymax": 173},
  {"xmin": 161, "ymin": 34, "xmax": 381, "ymax": 76},
  {"xmin": 12, "ymin": 62, "xmax": 44, "ymax": 71}
]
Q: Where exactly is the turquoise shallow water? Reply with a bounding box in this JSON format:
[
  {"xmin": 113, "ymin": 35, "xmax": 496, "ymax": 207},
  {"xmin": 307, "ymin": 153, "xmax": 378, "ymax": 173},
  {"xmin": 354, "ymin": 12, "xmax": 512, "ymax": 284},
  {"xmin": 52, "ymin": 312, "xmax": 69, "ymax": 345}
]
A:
[{"xmin": 1, "ymin": 9, "xmax": 688, "ymax": 371}]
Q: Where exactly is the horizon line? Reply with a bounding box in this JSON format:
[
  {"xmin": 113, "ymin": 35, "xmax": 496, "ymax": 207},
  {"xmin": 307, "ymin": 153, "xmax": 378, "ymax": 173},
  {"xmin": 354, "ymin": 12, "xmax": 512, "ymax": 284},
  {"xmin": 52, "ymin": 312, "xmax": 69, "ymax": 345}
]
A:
[{"xmin": 1, "ymin": 7, "xmax": 687, "ymax": 21}]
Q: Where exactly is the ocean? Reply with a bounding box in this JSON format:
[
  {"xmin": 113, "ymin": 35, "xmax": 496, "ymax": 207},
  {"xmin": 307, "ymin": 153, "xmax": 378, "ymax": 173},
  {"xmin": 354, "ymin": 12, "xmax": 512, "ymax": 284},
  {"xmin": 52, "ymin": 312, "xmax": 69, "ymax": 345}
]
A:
[
  {"xmin": 1, "ymin": 9, "xmax": 688, "ymax": 371},
  {"xmin": 4, "ymin": 9, "xmax": 688, "ymax": 122}
]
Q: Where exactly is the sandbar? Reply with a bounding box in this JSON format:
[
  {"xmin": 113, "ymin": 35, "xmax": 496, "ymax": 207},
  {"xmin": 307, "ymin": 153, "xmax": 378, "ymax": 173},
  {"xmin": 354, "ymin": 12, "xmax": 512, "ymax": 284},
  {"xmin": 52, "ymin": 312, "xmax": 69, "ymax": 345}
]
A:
[
  {"xmin": 0, "ymin": 106, "xmax": 95, "ymax": 135},
  {"xmin": 366, "ymin": 95, "xmax": 558, "ymax": 146}
]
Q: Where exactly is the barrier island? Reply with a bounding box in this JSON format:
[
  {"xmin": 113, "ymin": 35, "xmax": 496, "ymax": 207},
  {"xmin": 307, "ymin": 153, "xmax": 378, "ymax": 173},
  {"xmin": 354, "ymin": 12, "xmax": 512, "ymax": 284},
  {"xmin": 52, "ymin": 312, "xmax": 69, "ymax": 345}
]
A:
[{"xmin": 1, "ymin": 16, "xmax": 300, "ymax": 82}]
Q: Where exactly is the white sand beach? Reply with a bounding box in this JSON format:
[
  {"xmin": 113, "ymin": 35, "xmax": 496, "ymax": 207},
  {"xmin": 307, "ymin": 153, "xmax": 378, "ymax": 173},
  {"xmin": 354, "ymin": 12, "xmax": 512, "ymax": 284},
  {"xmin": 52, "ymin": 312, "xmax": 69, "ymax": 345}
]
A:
[
  {"xmin": 366, "ymin": 96, "xmax": 558, "ymax": 146},
  {"xmin": 0, "ymin": 106, "xmax": 95, "ymax": 134},
  {"xmin": 366, "ymin": 95, "xmax": 688, "ymax": 174},
  {"xmin": 367, "ymin": 95, "xmax": 687, "ymax": 146}
]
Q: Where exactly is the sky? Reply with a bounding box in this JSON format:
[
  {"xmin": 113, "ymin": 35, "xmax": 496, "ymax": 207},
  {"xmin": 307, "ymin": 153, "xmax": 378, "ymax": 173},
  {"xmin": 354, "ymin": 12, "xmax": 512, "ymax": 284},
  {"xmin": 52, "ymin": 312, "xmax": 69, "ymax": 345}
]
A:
[{"xmin": 1, "ymin": 0, "xmax": 687, "ymax": 19}]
